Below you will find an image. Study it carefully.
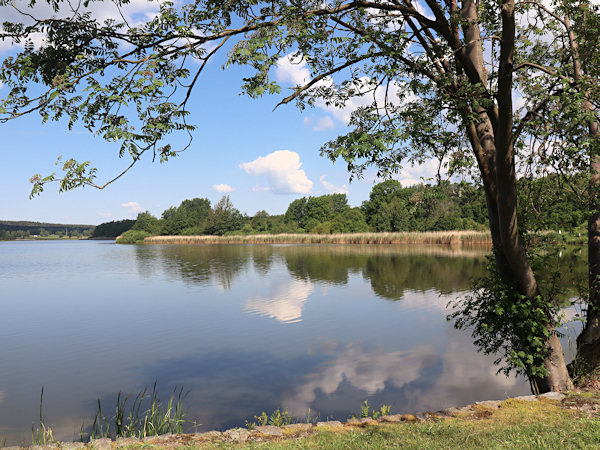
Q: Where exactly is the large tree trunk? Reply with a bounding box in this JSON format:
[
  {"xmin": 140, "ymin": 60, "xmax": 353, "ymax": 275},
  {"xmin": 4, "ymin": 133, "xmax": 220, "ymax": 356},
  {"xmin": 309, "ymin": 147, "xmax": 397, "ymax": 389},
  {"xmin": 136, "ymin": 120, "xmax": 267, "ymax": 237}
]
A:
[
  {"xmin": 562, "ymin": 13, "xmax": 600, "ymax": 376},
  {"xmin": 436, "ymin": 0, "xmax": 573, "ymax": 391},
  {"xmin": 493, "ymin": 0, "xmax": 572, "ymax": 391},
  {"xmin": 577, "ymin": 111, "xmax": 600, "ymax": 377},
  {"xmin": 536, "ymin": 333, "xmax": 575, "ymax": 392},
  {"xmin": 581, "ymin": 119, "xmax": 600, "ymax": 347}
]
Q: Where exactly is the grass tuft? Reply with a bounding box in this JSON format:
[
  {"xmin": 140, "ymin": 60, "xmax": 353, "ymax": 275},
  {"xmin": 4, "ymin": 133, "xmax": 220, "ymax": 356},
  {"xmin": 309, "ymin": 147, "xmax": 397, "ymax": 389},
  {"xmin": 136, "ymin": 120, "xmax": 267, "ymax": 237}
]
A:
[{"xmin": 85, "ymin": 382, "xmax": 188, "ymax": 441}]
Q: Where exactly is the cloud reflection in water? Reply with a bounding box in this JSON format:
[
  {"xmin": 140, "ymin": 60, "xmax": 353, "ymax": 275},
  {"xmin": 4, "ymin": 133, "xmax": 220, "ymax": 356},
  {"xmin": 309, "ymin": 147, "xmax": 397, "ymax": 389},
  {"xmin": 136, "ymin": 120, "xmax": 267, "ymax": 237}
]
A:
[
  {"xmin": 283, "ymin": 344, "xmax": 438, "ymax": 415},
  {"xmin": 244, "ymin": 279, "xmax": 314, "ymax": 323}
]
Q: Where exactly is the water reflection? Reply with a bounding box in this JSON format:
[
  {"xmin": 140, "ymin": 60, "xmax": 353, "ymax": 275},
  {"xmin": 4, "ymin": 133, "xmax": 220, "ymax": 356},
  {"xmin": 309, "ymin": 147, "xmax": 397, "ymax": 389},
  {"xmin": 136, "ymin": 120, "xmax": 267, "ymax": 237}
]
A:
[
  {"xmin": 135, "ymin": 245, "xmax": 256, "ymax": 289},
  {"xmin": 147, "ymin": 244, "xmax": 488, "ymax": 301},
  {"xmin": 282, "ymin": 344, "xmax": 438, "ymax": 414},
  {"xmin": 137, "ymin": 244, "xmax": 586, "ymax": 304},
  {"xmin": 1, "ymin": 241, "xmax": 583, "ymax": 445},
  {"xmin": 244, "ymin": 279, "xmax": 314, "ymax": 323}
]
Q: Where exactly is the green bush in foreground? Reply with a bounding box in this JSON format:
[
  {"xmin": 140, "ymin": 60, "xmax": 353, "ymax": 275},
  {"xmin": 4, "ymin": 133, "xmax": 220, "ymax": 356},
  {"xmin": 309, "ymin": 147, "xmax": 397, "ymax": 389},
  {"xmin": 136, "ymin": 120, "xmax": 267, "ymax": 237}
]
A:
[{"xmin": 116, "ymin": 230, "xmax": 151, "ymax": 244}]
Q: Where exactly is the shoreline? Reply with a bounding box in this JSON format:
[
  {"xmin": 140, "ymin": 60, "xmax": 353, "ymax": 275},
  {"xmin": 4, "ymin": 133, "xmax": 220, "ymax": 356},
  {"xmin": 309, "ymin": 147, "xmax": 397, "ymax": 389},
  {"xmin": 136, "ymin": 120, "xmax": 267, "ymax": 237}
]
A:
[
  {"xmin": 2, "ymin": 391, "xmax": 593, "ymax": 449},
  {"xmin": 140, "ymin": 231, "xmax": 493, "ymax": 246}
]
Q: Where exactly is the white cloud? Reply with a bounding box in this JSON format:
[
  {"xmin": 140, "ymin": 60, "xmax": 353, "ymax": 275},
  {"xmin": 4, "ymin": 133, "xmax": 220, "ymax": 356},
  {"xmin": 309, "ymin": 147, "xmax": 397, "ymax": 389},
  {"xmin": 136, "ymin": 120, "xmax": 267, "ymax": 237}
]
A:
[
  {"xmin": 98, "ymin": 212, "xmax": 113, "ymax": 219},
  {"xmin": 303, "ymin": 115, "xmax": 335, "ymax": 131},
  {"xmin": 244, "ymin": 279, "xmax": 314, "ymax": 323},
  {"xmin": 213, "ymin": 183, "xmax": 235, "ymax": 193},
  {"xmin": 313, "ymin": 116, "xmax": 335, "ymax": 131},
  {"xmin": 319, "ymin": 174, "xmax": 348, "ymax": 194},
  {"xmin": 275, "ymin": 54, "xmax": 413, "ymax": 126},
  {"xmin": 121, "ymin": 201, "xmax": 144, "ymax": 214},
  {"xmin": 396, "ymin": 160, "xmax": 440, "ymax": 186},
  {"xmin": 239, "ymin": 150, "xmax": 313, "ymax": 195},
  {"xmin": 275, "ymin": 53, "xmax": 311, "ymax": 85}
]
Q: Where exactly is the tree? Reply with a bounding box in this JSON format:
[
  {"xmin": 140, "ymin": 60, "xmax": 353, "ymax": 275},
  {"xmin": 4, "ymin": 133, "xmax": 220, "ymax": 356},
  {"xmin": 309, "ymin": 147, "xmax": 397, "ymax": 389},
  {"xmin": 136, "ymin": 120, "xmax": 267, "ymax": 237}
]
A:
[
  {"xmin": 251, "ymin": 210, "xmax": 270, "ymax": 233},
  {"xmin": 284, "ymin": 198, "xmax": 307, "ymax": 229},
  {"xmin": 362, "ymin": 180, "xmax": 404, "ymax": 228},
  {"xmin": 131, "ymin": 211, "xmax": 161, "ymax": 235},
  {"xmin": 161, "ymin": 197, "xmax": 211, "ymax": 235},
  {"xmin": 510, "ymin": 0, "xmax": 600, "ymax": 376},
  {"xmin": 2, "ymin": 0, "xmax": 598, "ymax": 390},
  {"xmin": 284, "ymin": 194, "xmax": 349, "ymax": 230},
  {"xmin": 205, "ymin": 195, "xmax": 244, "ymax": 235}
]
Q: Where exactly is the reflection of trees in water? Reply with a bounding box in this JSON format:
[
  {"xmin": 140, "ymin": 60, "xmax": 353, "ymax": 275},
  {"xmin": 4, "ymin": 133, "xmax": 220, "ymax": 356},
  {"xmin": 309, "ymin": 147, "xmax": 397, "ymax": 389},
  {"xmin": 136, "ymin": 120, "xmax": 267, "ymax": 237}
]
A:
[
  {"xmin": 280, "ymin": 244, "xmax": 587, "ymax": 301},
  {"xmin": 136, "ymin": 245, "xmax": 255, "ymax": 290},
  {"xmin": 134, "ymin": 244, "xmax": 586, "ymax": 301},
  {"xmin": 281, "ymin": 246, "xmax": 365, "ymax": 285},
  {"xmin": 279, "ymin": 245, "xmax": 487, "ymax": 299},
  {"xmin": 249, "ymin": 245, "xmax": 278, "ymax": 276},
  {"xmin": 364, "ymin": 255, "xmax": 486, "ymax": 299},
  {"xmin": 134, "ymin": 246, "xmax": 163, "ymax": 278}
]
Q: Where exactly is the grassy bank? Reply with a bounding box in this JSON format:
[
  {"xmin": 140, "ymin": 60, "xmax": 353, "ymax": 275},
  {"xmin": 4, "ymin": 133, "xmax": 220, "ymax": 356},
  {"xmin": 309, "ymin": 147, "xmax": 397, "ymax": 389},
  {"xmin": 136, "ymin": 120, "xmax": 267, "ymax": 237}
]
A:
[
  {"xmin": 141, "ymin": 231, "xmax": 493, "ymax": 246},
  {"xmin": 100, "ymin": 392, "xmax": 600, "ymax": 449},
  {"xmin": 4, "ymin": 392, "xmax": 600, "ymax": 448},
  {"xmin": 233, "ymin": 395, "xmax": 600, "ymax": 449}
]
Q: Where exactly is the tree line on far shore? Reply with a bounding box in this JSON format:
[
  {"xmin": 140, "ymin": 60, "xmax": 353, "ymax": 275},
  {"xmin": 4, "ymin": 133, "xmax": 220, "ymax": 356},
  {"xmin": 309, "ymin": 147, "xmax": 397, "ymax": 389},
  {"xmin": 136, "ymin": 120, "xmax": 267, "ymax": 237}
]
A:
[
  {"xmin": 0, "ymin": 221, "xmax": 94, "ymax": 240},
  {"xmin": 113, "ymin": 175, "xmax": 587, "ymax": 243},
  {"xmin": 2, "ymin": 174, "xmax": 584, "ymax": 242}
]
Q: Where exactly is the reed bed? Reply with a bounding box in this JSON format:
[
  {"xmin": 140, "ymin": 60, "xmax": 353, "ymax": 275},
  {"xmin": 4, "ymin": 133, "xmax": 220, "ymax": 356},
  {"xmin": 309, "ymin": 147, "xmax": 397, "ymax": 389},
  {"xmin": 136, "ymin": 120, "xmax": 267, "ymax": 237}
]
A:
[{"xmin": 144, "ymin": 231, "xmax": 493, "ymax": 246}]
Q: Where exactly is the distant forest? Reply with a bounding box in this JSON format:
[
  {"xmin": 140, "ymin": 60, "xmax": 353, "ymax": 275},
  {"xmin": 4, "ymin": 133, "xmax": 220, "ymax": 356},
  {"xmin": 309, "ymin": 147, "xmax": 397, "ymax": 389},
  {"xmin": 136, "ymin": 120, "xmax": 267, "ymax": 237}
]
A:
[
  {"xmin": 0, "ymin": 220, "xmax": 94, "ymax": 240},
  {"xmin": 116, "ymin": 176, "xmax": 587, "ymax": 243}
]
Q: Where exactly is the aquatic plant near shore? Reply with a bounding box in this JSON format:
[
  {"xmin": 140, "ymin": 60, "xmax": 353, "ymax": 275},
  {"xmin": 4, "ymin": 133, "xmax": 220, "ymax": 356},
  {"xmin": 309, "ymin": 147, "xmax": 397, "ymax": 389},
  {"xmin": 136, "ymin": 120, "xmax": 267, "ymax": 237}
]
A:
[
  {"xmin": 353, "ymin": 400, "xmax": 392, "ymax": 420},
  {"xmin": 31, "ymin": 387, "xmax": 54, "ymax": 445},
  {"xmin": 85, "ymin": 382, "xmax": 188, "ymax": 441},
  {"xmin": 245, "ymin": 408, "xmax": 293, "ymax": 430}
]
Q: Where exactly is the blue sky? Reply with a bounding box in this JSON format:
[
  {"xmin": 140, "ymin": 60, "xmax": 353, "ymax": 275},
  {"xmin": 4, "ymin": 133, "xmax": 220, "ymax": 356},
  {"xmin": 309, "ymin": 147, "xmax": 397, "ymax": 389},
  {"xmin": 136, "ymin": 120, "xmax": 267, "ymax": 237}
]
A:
[{"xmin": 0, "ymin": 1, "xmax": 440, "ymax": 225}]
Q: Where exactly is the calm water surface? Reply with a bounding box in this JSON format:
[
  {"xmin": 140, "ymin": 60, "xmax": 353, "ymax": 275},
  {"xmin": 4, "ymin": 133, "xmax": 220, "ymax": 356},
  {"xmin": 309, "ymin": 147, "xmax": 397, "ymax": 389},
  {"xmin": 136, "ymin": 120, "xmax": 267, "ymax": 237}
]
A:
[{"xmin": 1, "ymin": 240, "xmax": 534, "ymax": 444}]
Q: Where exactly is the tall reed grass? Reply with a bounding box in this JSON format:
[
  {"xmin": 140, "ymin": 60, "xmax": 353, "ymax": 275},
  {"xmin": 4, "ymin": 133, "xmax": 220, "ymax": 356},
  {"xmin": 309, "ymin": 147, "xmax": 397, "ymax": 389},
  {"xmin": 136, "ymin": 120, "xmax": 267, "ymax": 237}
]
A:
[
  {"xmin": 31, "ymin": 387, "xmax": 53, "ymax": 445},
  {"xmin": 85, "ymin": 382, "xmax": 188, "ymax": 441},
  {"xmin": 145, "ymin": 231, "xmax": 492, "ymax": 246}
]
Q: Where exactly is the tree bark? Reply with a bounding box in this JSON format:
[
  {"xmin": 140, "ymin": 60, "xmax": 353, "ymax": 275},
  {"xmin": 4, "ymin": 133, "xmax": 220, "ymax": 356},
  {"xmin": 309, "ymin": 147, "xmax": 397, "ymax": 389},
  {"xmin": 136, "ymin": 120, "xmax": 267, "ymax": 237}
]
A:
[
  {"xmin": 494, "ymin": 0, "xmax": 572, "ymax": 391},
  {"xmin": 577, "ymin": 110, "xmax": 600, "ymax": 379},
  {"xmin": 582, "ymin": 118, "xmax": 600, "ymax": 347},
  {"xmin": 417, "ymin": 0, "xmax": 573, "ymax": 390},
  {"xmin": 561, "ymin": 13, "xmax": 600, "ymax": 373}
]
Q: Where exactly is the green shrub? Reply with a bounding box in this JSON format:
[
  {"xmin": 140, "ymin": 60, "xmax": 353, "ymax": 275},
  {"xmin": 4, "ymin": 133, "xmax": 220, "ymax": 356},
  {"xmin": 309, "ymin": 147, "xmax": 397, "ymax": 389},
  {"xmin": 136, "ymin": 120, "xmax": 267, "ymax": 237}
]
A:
[{"xmin": 116, "ymin": 230, "xmax": 151, "ymax": 244}]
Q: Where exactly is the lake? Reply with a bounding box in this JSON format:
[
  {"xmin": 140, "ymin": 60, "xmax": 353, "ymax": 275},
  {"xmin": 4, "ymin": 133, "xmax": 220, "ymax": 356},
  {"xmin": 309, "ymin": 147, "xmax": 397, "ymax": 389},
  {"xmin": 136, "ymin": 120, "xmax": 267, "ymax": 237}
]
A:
[{"xmin": 0, "ymin": 240, "xmax": 543, "ymax": 444}]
